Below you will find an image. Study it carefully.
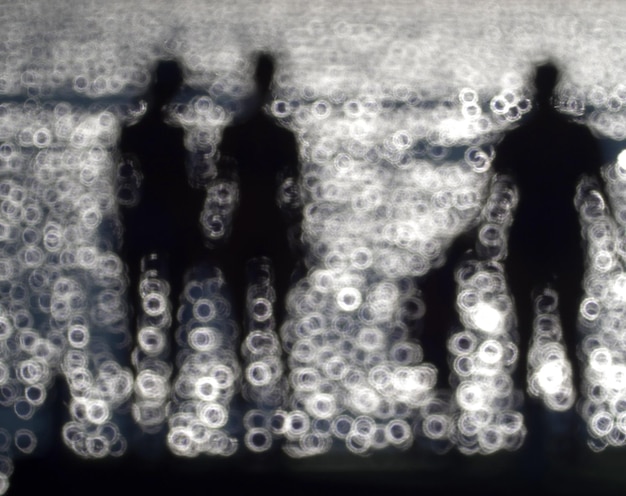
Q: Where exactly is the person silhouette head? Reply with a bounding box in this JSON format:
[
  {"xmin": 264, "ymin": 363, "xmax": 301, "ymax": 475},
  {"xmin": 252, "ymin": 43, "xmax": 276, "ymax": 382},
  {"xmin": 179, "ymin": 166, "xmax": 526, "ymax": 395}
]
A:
[
  {"xmin": 534, "ymin": 61, "xmax": 559, "ymax": 109},
  {"xmin": 151, "ymin": 59, "xmax": 184, "ymax": 111},
  {"xmin": 253, "ymin": 52, "xmax": 275, "ymax": 101}
]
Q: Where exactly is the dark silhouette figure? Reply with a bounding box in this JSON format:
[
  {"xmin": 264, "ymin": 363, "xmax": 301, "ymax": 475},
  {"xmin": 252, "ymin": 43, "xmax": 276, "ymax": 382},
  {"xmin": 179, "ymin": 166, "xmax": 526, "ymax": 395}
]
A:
[
  {"xmin": 119, "ymin": 60, "xmax": 208, "ymax": 319},
  {"xmin": 493, "ymin": 61, "xmax": 604, "ymax": 469},
  {"xmin": 217, "ymin": 53, "xmax": 300, "ymax": 328},
  {"xmin": 493, "ymin": 62, "xmax": 603, "ymax": 391}
]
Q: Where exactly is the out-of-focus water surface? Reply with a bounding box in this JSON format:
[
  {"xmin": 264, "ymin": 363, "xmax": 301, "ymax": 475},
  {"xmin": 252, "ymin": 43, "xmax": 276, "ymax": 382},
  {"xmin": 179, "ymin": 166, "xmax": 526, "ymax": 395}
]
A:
[{"xmin": 3, "ymin": 0, "xmax": 626, "ymax": 492}]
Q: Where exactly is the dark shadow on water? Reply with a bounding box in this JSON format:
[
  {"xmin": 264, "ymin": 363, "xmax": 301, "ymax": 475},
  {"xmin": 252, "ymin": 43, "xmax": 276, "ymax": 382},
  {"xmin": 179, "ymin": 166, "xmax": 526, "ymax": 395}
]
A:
[
  {"xmin": 492, "ymin": 61, "xmax": 604, "ymax": 391},
  {"xmin": 492, "ymin": 60, "xmax": 605, "ymax": 475},
  {"xmin": 118, "ymin": 59, "xmax": 209, "ymax": 326},
  {"xmin": 216, "ymin": 53, "xmax": 301, "ymax": 330}
]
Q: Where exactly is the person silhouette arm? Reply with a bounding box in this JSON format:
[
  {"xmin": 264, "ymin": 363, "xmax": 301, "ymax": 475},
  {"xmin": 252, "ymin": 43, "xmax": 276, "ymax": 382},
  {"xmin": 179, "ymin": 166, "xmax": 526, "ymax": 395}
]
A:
[{"xmin": 215, "ymin": 124, "xmax": 241, "ymax": 181}]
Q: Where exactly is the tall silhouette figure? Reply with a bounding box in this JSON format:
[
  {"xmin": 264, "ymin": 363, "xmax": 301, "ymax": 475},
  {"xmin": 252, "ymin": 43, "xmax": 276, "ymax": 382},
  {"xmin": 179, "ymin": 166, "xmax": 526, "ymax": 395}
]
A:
[
  {"xmin": 217, "ymin": 53, "xmax": 300, "ymax": 328},
  {"xmin": 493, "ymin": 62, "xmax": 604, "ymax": 393},
  {"xmin": 119, "ymin": 59, "xmax": 208, "ymax": 320}
]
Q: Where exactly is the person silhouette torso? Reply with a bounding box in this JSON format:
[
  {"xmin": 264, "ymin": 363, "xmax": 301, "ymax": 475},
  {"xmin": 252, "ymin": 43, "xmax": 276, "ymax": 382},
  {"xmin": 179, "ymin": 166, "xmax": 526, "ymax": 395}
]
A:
[
  {"xmin": 120, "ymin": 60, "xmax": 207, "ymax": 313},
  {"xmin": 493, "ymin": 62, "xmax": 604, "ymax": 395},
  {"xmin": 217, "ymin": 54, "xmax": 300, "ymax": 326}
]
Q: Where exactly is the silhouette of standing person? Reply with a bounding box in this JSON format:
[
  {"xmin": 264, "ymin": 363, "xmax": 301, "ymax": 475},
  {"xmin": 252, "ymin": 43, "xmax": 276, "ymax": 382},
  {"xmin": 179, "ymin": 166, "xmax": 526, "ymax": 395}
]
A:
[
  {"xmin": 492, "ymin": 62, "xmax": 605, "ymax": 473},
  {"xmin": 217, "ymin": 53, "xmax": 300, "ymax": 329},
  {"xmin": 493, "ymin": 61, "xmax": 604, "ymax": 392},
  {"xmin": 119, "ymin": 59, "xmax": 208, "ymax": 323}
]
